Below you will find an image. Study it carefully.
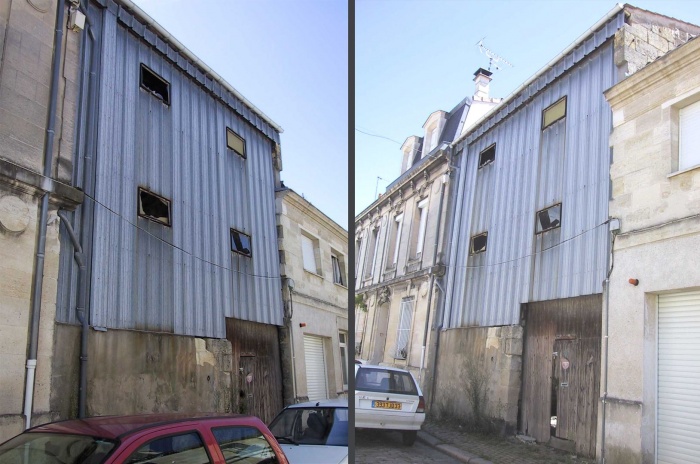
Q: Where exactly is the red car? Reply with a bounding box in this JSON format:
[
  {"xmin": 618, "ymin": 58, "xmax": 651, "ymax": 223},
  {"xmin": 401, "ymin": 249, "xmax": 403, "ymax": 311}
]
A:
[{"xmin": 0, "ymin": 413, "xmax": 288, "ymax": 464}]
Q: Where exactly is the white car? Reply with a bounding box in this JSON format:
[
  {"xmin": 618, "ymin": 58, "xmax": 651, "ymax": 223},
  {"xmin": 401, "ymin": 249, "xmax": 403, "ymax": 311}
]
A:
[
  {"xmin": 355, "ymin": 364, "xmax": 426, "ymax": 445},
  {"xmin": 268, "ymin": 398, "xmax": 348, "ymax": 464}
]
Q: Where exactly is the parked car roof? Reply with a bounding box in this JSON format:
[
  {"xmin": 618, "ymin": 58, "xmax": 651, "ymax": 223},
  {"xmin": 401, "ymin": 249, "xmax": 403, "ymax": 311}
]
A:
[{"xmin": 28, "ymin": 413, "xmax": 258, "ymax": 440}]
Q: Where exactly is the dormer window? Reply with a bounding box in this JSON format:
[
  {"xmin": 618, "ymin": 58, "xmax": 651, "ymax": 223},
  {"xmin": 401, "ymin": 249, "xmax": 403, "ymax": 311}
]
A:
[{"xmin": 428, "ymin": 125, "xmax": 439, "ymax": 151}]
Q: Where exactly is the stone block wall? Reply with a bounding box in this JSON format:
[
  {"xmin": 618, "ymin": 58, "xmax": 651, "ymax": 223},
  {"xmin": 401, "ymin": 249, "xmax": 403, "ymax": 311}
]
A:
[{"xmin": 432, "ymin": 325, "xmax": 523, "ymax": 432}]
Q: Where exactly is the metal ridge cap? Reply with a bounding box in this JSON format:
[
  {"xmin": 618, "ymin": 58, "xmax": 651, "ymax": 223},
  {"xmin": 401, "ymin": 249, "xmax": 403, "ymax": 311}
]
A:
[
  {"xmin": 451, "ymin": 3, "xmax": 624, "ymax": 148},
  {"xmin": 116, "ymin": 0, "xmax": 283, "ymax": 134}
]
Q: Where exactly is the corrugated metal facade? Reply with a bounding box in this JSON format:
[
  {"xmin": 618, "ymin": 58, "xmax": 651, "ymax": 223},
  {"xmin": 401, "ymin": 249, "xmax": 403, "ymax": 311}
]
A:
[
  {"xmin": 442, "ymin": 14, "xmax": 621, "ymax": 329},
  {"xmin": 57, "ymin": 0, "xmax": 283, "ymax": 338}
]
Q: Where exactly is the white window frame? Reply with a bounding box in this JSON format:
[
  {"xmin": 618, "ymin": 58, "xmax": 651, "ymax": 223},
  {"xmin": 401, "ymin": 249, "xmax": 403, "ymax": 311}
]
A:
[
  {"xmin": 415, "ymin": 198, "xmax": 429, "ymax": 257},
  {"xmin": 301, "ymin": 232, "xmax": 319, "ymax": 274},
  {"xmin": 679, "ymin": 99, "xmax": 700, "ymax": 171},
  {"xmin": 331, "ymin": 251, "xmax": 345, "ymax": 286},
  {"xmin": 391, "ymin": 214, "xmax": 403, "ymax": 266},
  {"xmin": 338, "ymin": 331, "xmax": 348, "ymax": 390},
  {"xmin": 395, "ymin": 298, "xmax": 414, "ymax": 359}
]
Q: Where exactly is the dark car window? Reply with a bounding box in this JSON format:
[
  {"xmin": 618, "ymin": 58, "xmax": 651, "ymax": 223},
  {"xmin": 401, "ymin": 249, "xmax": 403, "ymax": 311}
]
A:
[
  {"xmin": 0, "ymin": 432, "xmax": 116, "ymax": 464},
  {"xmin": 269, "ymin": 407, "xmax": 348, "ymax": 446},
  {"xmin": 124, "ymin": 431, "xmax": 211, "ymax": 464},
  {"xmin": 355, "ymin": 368, "xmax": 418, "ymax": 395},
  {"xmin": 211, "ymin": 426, "xmax": 278, "ymax": 464}
]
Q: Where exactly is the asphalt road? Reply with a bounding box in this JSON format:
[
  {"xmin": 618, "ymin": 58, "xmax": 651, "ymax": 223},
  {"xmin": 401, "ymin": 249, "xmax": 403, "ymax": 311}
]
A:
[{"xmin": 355, "ymin": 429, "xmax": 456, "ymax": 463}]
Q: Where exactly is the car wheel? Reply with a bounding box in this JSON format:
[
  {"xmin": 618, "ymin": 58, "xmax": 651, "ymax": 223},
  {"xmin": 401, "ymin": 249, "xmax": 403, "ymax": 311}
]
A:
[{"xmin": 402, "ymin": 430, "xmax": 417, "ymax": 446}]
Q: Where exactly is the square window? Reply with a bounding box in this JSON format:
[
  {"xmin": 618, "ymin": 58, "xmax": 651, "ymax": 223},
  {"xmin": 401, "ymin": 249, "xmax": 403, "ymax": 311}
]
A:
[
  {"xmin": 535, "ymin": 204, "xmax": 562, "ymax": 234},
  {"xmin": 231, "ymin": 229, "xmax": 252, "ymax": 257},
  {"xmin": 542, "ymin": 96, "xmax": 566, "ymax": 129},
  {"xmin": 470, "ymin": 232, "xmax": 488, "ymax": 255},
  {"xmin": 138, "ymin": 188, "xmax": 171, "ymax": 226},
  {"xmin": 226, "ymin": 127, "xmax": 246, "ymax": 158},
  {"xmin": 140, "ymin": 64, "xmax": 170, "ymax": 105},
  {"xmin": 479, "ymin": 144, "xmax": 496, "ymax": 168}
]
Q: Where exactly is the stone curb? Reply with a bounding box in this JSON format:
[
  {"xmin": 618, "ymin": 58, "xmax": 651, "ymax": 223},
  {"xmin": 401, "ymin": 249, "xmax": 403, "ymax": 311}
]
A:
[{"xmin": 417, "ymin": 430, "xmax": 494, "ymax": 464}]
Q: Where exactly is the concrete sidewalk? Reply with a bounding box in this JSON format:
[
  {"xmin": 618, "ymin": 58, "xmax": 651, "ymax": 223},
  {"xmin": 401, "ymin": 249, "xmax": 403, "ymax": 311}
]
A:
[{"xmin": 417, "ymin": 421, "xmax": 596, "ymax": 464}]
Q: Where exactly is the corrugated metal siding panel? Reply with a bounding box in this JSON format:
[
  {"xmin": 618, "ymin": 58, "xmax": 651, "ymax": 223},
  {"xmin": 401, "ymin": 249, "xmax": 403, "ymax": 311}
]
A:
[
  {"xmin": 458, "ymin": 12, "xmax": 624, "ymax": 149},
  {"xmin": 443, "ymin": 42, "xmax": 615, "ymax": 329},
  {"xmin": 106, "ymin": 0, "xmax": 280, "ymax": 144},
  {"xmin": 87, "ymin": 15, "xmax": 281, "ymax": 338}
]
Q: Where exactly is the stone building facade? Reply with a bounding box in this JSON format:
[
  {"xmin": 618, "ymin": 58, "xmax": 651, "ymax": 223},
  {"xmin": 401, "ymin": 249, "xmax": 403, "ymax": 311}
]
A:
[
  {"xmin": 276, "ymin": 188, "xmax": 348, "ymax": 403},
  {"xmin": 603, "ymin": 36, "xmax": 700, "ymax": 464},
  {"xmin": 355, "ymin": 72, "xmax": 500, "ymax": 398},
  {"xmin": 0, "ymin": 0, "xmax": 82, "ymax": 440}
]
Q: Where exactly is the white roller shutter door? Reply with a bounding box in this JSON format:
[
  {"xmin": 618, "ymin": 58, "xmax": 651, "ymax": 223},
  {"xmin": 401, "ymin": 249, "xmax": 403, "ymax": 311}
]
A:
[
  {"xmin": 304, "ymin": 335, "xmax": 328, "ymax": 401},
  {"xmin": 658, "ymin": 291, "xmax": 700, "ymax": 463}
]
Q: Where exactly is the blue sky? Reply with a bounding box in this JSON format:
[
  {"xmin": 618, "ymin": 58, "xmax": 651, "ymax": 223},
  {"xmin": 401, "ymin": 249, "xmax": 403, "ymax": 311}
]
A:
[
  {"xmin": 355, "ymin": 0, "xmax": 700, "ymax": 215},
  {"xmin": 135, "ymin": 0, "xmax": 349, "ymax": 229}
]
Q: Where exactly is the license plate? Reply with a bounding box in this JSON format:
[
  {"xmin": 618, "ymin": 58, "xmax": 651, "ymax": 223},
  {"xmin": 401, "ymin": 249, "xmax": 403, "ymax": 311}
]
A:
[{"xmin": 372, "ymin": 400, "xmax": 401, "ymax": 410}]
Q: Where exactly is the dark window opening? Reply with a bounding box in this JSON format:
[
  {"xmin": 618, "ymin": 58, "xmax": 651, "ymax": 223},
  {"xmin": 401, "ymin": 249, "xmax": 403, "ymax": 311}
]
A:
[
  {"xmin": 140, "ymin": 64, "xmax": 170, "ymax": 105},
  {"xmin": 231, "ymin": 229, "xmax": 252, "ymax": 257},
  {"xmin": 226, "ymin": 127, "xmax": 246, "ymax": 158},
  {"xmin": 479, "ymin": 144, "xmax": 496, "ymax": 168},
  {"xmin": 470, "ymin": 232, "xmax": 488, "ymax": 255},
  {"xmin": 138, "ymin": 188, "xmax": 171, "ymax": 226},
  {"xmin": 536, "ymin": 204, "xmax": 562, "ymax": 234}
]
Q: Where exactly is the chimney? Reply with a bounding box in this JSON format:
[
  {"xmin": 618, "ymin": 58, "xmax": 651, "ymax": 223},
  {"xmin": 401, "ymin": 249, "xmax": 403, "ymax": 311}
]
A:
[{"xmin": 473, "ymin": 67, "xmax": 493, "ymax": 100}]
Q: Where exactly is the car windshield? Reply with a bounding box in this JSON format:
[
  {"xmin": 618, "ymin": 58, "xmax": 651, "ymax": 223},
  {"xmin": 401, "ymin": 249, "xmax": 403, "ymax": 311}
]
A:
[
  {"xmin": 355, "ymin": 368, "xmax": 418, "ymax": 395},
  {"xmin": 0, "ymin": 432, "xmax": 116, "ymax": 464},
  {"xmin": 269, "ymin": 407, "xmax": 348, "ymax": 446}
]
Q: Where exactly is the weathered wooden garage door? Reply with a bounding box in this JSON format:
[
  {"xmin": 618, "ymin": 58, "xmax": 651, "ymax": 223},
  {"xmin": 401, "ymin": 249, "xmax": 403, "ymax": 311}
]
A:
[
  {"xmin": 304, "ymin": 335, "xmax": 328, "ymax": 401},
  {"xmin": 520, "ymin": 294, "xmax": 601, "ymax": 458},
  {"xmin": 658, "ymin": 291, "xmax": 700, "ymax": 463},
  {"xmin": 226, "ymin": 318, "xmax": 283, "ymax": 423}
]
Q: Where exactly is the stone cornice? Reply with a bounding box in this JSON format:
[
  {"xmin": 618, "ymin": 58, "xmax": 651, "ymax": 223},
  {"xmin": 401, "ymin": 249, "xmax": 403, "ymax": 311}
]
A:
[
  {"xmin": 605, "ymin": 38, "xmax": 700, "ymax": 110},
  {"xmin": 0, "ymin": 158, "xmax": 84, "ymax": 209},
  {"xmin": 277, "ymin": 188, "xmax": 348, "ymax": 241},
  {"xmin": 355, "ymin": 150, "xmax": 448, "ymax": 225}
]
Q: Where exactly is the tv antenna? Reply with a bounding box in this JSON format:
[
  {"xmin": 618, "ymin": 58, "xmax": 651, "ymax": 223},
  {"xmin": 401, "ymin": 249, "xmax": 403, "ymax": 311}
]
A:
[{"xmin": 476, "ymin": 39, "xmax": 513, "ymax": 72}]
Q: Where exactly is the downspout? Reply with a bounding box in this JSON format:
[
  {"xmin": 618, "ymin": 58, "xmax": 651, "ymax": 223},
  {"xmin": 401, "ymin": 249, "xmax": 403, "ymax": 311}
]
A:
[
  {"xmin": 600, "ymin": 222, "xmax": 617, "ymax": 463},
  {"xmin": 24, "ymin": 0, "xmax": 66, "ymax": 430},
  {"xmin": 56, "ymin": 211, "xmax": 88, "ymax": 418},
  {"xmin": 419, "ymin": 171, "xmax": 448, "ymax": 382}
]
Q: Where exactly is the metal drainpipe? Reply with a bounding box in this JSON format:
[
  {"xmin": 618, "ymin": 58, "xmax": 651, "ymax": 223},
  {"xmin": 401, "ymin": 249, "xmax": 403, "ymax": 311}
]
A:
[
  {"xmin": 24, "ymin": 0, "xmax": 66, "ymax": 430},
  {"xmin": 56, "ymin": 211, "xmax": 88, "ymax": 418},
  {"xmin": 419, "ymin": 171, "xmax": 448, "ymax": 382},
  {"xmin": 600, "ymin": 227, "xmax": 616, "ymax": 463}
]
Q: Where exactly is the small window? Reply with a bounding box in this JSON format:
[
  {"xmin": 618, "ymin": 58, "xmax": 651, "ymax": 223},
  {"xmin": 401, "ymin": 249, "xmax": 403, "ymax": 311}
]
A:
[
  {"xmin": 212, "ymin": 426, "xmax": 278, "ymax": 464},
  {"xmin": 542, "ymin": 96, "xmax": 567, "ymax": 129},
  {"xmin": 339, "ymin": 332, "xmax": 348, "ymax": 389},
  {"xmin": 124, "ymin": 432, "xmax": 210, "ymax": 464},
  {"xmin": 331, "ymin": 252, "xmax": 346, "ymax": 286},
  {"xmin": 470, "ymin": 232, "xmax": 488, "ymax": 255},
  {"xmin": 301, "ymin": 232, "xmax": 321, "ymax": 274},
  {"xmin": 226, "ymin": 127, "xmax": 246, "ymax": 158},
  {"xmin": 478, "ymin": 144, "xmax": 496, "ymax": 168},
  {"xmin": 140, "ymin": 64, "xmax": 170, "ymax": 105},
  {"xmin": 536, "ymin": 204, "xmax": 562, "ymax": 234},
  {"xmin": 231, "ymin": 229, "xmax": 252, "ymax": 257},
  {"xmin": 138, "ymin": 188, "xmax": 171, "ymax": 226}
]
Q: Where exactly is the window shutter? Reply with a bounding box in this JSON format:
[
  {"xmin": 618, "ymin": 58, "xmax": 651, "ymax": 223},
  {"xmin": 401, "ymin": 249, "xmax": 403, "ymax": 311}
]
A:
[
  {"xmin": 680, "ymin": 100, "xmax": 700, "ymax": 170},
  {"xmin": 301, "ymin": 235, "xmax": 316, "ymax": 273},
  {"xmin": 416, "ymin": 202, "xmax": 428, "ymax": 255}
]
